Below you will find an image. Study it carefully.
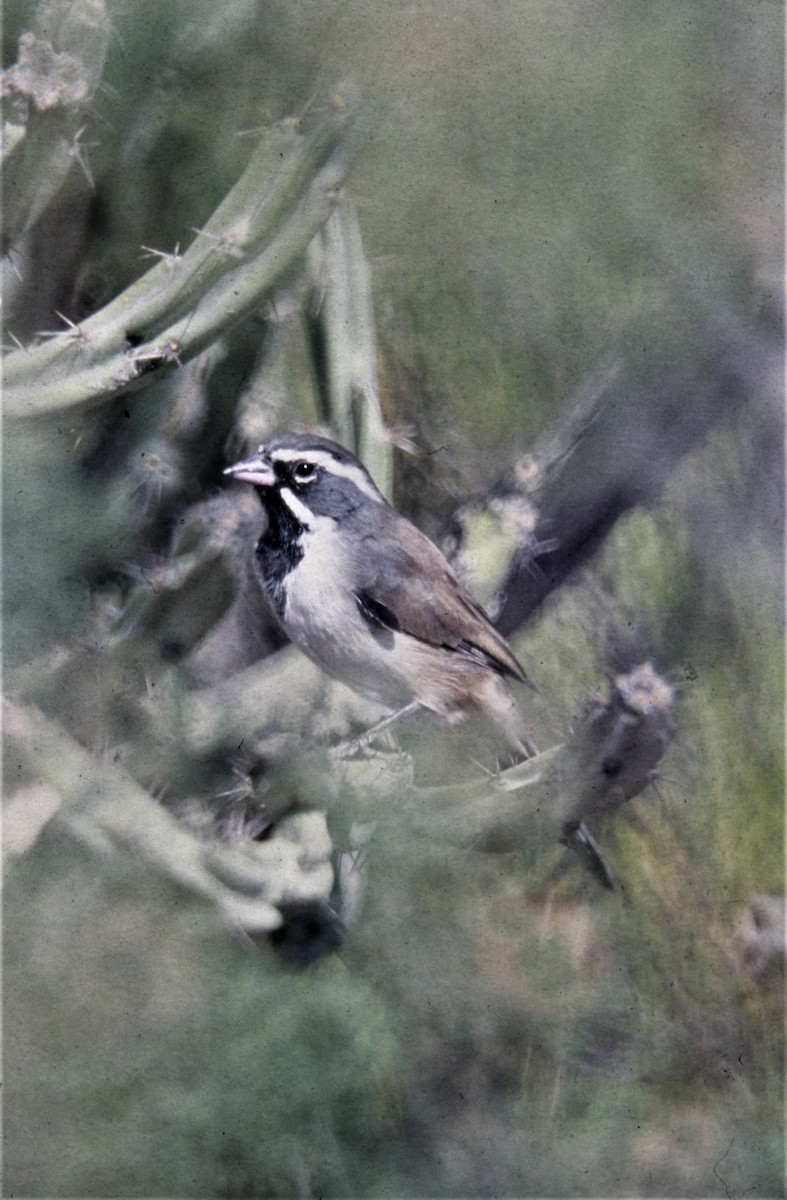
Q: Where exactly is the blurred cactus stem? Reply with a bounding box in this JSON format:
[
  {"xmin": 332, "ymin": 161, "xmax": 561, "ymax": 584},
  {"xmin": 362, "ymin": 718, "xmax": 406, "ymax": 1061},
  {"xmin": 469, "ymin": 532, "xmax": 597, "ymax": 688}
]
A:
[
  {"xmin": 3, "ymin": 695, "xmax": 282, "ymax": 930},
  {"xmin": 354, "ymin": 663, "xmax": 676, "ymax": 856},
  {"xmin": 4, "ymin": 695, "xmax": 338, "ymax": 935},
  {"xmin": 4, "ymin": 87, "xmax": 361, "ymax": 418},
  {"xmin": 308, "ymin": 198, "xmax": 392, "ymax": 498},
  {"xmin": 1, "ymin": 0, "xmax": 111, "ymax": 255}
]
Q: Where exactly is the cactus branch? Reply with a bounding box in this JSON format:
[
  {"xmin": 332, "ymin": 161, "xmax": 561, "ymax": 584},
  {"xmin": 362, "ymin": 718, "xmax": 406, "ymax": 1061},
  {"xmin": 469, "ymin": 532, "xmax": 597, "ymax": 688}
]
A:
[
  {"xmin": 348, "ymin": 663, "xmax": 675, "ymax": 856},
  {"xmin": 4, "ymin": 96, "xmax": 358, "ymax": 418},
  {"xmin": 1, "ymin": 1, "xmax": 111, "ymax": 252},
  {"xmin": 308, "ymin": 199, "xmax": 393, "ymax": 496}
]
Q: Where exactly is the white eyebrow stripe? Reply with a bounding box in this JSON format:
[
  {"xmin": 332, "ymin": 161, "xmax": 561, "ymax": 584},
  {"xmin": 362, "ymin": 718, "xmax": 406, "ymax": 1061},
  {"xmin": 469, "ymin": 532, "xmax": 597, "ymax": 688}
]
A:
[
  {"xmin": 322, "ymin": 460, "xmax": 384, "ymax": 502},
  {"xmin": 270, "ymin": 447, "xmax": 384, "ymax": 503}
]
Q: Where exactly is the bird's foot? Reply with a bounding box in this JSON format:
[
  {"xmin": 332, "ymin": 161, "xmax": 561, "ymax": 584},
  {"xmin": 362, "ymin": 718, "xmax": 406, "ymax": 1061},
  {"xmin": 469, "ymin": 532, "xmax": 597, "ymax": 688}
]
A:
[{"xmin": 330, "ymin": 701, "xmax": 423, "ymax": 759}]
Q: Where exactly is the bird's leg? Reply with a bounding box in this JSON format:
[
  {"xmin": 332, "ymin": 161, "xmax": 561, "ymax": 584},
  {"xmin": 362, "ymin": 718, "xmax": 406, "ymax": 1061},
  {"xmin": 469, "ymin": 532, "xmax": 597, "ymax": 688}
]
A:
[{"xmin": 331, "ymin": 701, "xmax": 423, "ymax": 758}]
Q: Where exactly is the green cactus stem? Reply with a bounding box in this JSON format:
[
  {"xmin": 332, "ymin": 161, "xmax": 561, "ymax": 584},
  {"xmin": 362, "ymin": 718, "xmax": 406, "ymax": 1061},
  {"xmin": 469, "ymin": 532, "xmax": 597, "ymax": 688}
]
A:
[
  {"xmin": 308, "ymin": 199, "xmax": 392, "ymax": 496},
  {"xmin": 4, "ymin": 93, "xmax": 358, "ymax": 418},
  {"xmin": 2, "ymin": 0, "xmax": 111, "ymax": 253}
]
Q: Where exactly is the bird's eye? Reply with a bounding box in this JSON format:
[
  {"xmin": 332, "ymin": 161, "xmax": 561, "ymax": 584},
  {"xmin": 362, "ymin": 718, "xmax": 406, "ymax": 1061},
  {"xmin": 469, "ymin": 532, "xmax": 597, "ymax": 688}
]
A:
[{"xmin": 293, "ymin": 461, "xmax": 316, "ymax": 482}]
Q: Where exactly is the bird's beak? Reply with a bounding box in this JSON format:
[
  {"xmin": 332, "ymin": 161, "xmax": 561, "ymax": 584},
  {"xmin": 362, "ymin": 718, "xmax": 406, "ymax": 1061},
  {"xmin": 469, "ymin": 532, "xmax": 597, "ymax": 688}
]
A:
[{"xmin": 223, "ymin": 453, "xmax": 275, "ymax": 487}]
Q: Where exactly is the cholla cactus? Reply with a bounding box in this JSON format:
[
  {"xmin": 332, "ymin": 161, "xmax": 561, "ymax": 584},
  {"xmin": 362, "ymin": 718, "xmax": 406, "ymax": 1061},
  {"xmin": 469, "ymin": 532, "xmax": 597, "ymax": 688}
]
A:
[
  {"xmin": 4, "ymin": 84, "xmax": 358, "ymax": 416},
  {"xmin": 2, "ymin": 0, "xmax": 111, "ymax": 254}
]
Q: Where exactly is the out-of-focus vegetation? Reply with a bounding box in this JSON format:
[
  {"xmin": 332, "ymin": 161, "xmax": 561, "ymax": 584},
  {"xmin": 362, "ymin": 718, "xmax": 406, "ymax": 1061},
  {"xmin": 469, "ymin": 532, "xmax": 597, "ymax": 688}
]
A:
[{"xmin": 3, "ymin": 2, "xmax": 783, "ymax": 1197}]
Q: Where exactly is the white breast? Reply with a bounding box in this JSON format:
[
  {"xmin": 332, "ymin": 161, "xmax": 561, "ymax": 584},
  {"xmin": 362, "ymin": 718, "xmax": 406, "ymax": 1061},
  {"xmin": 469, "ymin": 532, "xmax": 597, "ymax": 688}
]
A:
[
  {"xmin": 282, "ymin": 523, "xmax": 356, "ymax": 648},
  {"xmin": 278, "ymin": 515, "xmax": 513, "ymax": 723},
  {"xmin": 280, "ymin": 522, "xmax": 415, "ymax": 709}
]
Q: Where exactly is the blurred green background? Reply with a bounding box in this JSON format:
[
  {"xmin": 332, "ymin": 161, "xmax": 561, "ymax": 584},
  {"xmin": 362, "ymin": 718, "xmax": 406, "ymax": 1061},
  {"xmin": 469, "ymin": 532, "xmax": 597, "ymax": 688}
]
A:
[{"xmin": 3, "ymin": 1, "xmax": 783, "ymax": 1196}]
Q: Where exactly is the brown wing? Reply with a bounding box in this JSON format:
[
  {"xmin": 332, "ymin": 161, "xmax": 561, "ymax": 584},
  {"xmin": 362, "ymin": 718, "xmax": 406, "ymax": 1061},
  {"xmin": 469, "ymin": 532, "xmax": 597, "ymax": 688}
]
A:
[{"xmin": 353, "ymin": 509, "xmax": 531, "ymax": 686}]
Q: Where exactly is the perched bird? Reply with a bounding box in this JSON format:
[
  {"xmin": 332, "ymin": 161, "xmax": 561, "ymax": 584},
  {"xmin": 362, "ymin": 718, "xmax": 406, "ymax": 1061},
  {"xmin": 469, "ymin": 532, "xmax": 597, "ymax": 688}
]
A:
[{"xmin": 224, "ymin": 433, "xmax": 534, "ymax": 755}]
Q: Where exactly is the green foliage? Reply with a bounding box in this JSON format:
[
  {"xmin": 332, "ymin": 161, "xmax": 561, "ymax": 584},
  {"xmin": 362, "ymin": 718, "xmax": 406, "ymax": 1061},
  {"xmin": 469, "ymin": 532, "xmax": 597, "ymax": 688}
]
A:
[{"xmin": 5, "ymin": 825, "xmax": 400, "ymax": 1197}]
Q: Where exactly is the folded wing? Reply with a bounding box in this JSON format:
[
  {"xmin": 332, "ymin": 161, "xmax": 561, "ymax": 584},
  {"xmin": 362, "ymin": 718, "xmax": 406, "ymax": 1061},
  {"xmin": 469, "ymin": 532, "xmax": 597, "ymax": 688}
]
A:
[{"xmin": 353, "ymin": 511, "xmax": 531, "ymax": 686}]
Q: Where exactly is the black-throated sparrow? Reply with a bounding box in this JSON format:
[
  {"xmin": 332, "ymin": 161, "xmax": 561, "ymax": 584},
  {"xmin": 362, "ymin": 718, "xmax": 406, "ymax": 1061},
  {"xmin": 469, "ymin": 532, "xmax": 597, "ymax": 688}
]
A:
[{"xmin": 224, "ymin": 434, "xmax": 534, "ymax": 754}]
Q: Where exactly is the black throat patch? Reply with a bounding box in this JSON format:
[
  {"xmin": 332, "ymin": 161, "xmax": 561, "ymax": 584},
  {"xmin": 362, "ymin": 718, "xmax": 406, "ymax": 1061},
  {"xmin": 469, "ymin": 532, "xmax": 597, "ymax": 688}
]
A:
[{"xmin": 255, "ymin": 493, "xmax": 305, "ymax": 616}]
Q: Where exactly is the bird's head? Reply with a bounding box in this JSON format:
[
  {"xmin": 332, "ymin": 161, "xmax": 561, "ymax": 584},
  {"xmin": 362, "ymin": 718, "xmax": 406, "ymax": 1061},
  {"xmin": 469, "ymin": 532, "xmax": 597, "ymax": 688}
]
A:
[{"xmin": 224, "ymin": 434, "xmax": 384, "ymax": 528}]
